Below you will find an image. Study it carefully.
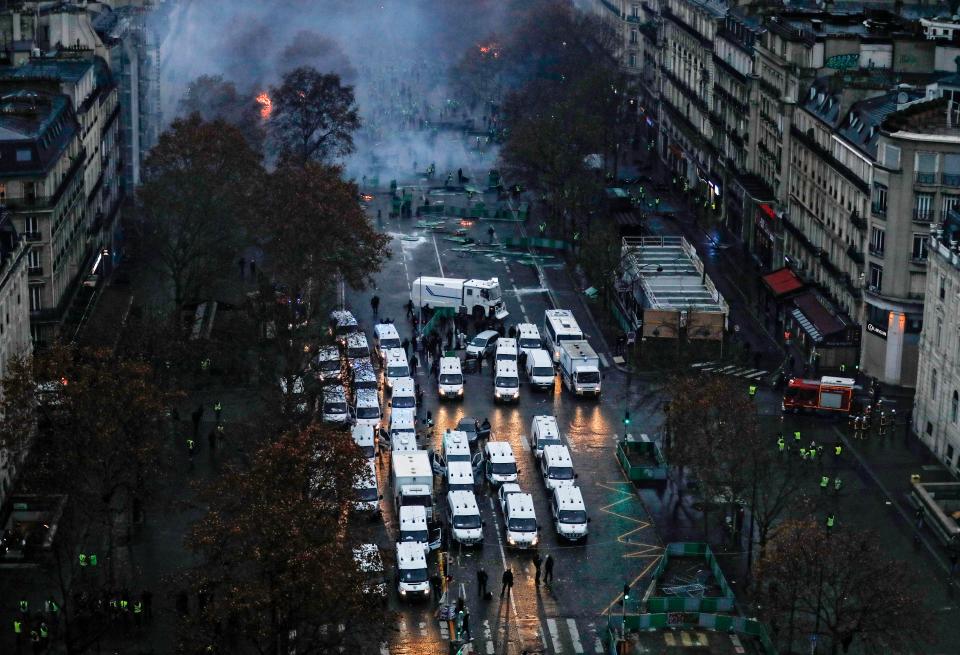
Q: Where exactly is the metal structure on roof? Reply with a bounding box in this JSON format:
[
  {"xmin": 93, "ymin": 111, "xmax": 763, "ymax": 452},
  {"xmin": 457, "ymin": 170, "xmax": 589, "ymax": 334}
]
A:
[{"xmin": 621, "ymin": 236, "xmax": 728, "ymax": 314}]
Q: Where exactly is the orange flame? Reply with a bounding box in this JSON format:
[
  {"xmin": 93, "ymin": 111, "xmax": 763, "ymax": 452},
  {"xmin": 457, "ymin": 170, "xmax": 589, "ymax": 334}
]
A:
[
  {"xmin": 255, "ymin": 92, "xmax": 272, "ymax": 119},
  {"xmin": 478, "ymin": 43, "xmax": 500, "ymax": 58}
]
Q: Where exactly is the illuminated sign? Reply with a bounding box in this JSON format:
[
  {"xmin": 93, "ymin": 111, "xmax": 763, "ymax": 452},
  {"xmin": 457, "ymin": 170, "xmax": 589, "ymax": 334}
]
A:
[{"xmin": 866, "ymin": 322, "xmax": 887, "ymax": 339}]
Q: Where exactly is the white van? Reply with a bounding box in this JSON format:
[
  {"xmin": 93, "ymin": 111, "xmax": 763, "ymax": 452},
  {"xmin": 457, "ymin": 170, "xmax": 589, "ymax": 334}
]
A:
[
  {"xmin": 525, "ymin": 349, "xmax": 555, "ymax": 391},
  {"xmin": 483, "ymin": 441, "xmax": 518, "ymax": 486},
  {"xmin": 398, "ymin": 505, "xmax": 442, "ymax": 555},
  {"xmin": 396, "ymin": 541, "xmax": 430, "ymax": 600},
  {"xmin": 437, "ymin": 356, "xmax": 464, "ymax": 399},
  {"xmin": 529, "ymin": 415, "xmax": 563, "ymax": 458},
  {"xmin": 446, "ymin": 490, "xmax": 483, "ymax": 546},
  {"xmin": 350, "ymin": 358, "xmax": 379, "ymax": 392},
  {"xmin": 388, "ymin": 407, "xmax": 417, "ymax": 451},
  {"xmin": 353, "ymin": 460, "xmax": 380, "ymax": 513},
  {"xmin": 446, "ymin": 460, "xmax": 476, "ymax": 493},
  {"xmin": 543, "ymin": 309, "xmax": 583, "ymax": 362},
  {"xmin": 373, "ymin": 323, "xmax": 402, "ymax": 362},
  {"xmin": 345, "ymin": 332, "xmax": 371, "ymax": 361},
  {"xmin": 516, "ymin": 323, "xmax": 542, "ymax": 356},
  {"xmin": 495, "ymin": 338, "xmax": 518, "ymax": 364},
  {"xmin": 551, "ymin": 485, "xmax": 589, "ymax": 541},
  {"xmin": 540, "ymin": 444, "xmax": 576, "ymax": 491},
  {"xmin": 383, "ymin": 348, "xmax": 410, "ymax": 389},
  {"xmin": 352, "ymin": 389, "xmax": 381, "ymax": 430},
  {"xmin": 390, "ymin": 377, "xmax": 417, "ymax": 410},
  {"xmin": 498, "ymin": 484, "xmax": 538, "ymax": 549},
  {"xmin": 466, "ymin": 329, "xmax": 499, "ymax": 359},
  {"xmin": 313, "ymin": 346, "xmax": 342, "ymax": 383},
  {"xmin": 320, "ymin": 385, "xmax": 350, "ymax": 425},
  {"xmin": 351, "ymin": 423, "xmax": 377, "ymax": 459},
  {"xmin": 494, "ymin": 360, "xmax": 520, "ymax": 403},
  {"xmin": 330, "ymin": 310, "xmax": 359, "ymax": 344}
]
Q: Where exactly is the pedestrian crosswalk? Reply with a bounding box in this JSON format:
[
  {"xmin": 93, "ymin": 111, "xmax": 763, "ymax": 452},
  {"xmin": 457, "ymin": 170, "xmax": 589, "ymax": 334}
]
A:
[{"xmin": 691, "ymin": 361, "xmax": 769, "ymax": 381}]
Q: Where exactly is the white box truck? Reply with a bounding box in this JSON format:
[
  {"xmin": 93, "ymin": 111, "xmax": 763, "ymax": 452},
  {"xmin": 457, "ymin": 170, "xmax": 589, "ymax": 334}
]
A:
[
  {"xmin": 558, "ymin": 340, "xmax": 601, "ymax": 397},
  {"xmin": 410, "ymin": 276, "xmax": 509, "ymax": 321},
  {"xmin": 391, "ymin": 451, "xmax": 435, "ymax": 520}
]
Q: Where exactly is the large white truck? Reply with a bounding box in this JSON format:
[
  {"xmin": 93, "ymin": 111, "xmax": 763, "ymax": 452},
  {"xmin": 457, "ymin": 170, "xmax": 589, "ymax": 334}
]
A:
[
  {"xmin": 558, "ymin": 340, "xmax": 602, "ymax": 397},
  {"xmin": 391, "ymin": 451, "xmax": 435, "ymax": 520},
  {"xmin": 410, "ymin": 276, "xmax": 509, "ymax": 321}
]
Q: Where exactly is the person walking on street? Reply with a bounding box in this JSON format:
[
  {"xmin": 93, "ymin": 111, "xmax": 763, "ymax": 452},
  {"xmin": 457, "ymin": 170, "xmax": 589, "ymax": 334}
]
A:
[
  {"xmin": 214, "ymin": 401, "xmax": 222, "ymax": 424},
  {"xmin": 431, "ymin": 356, "xmax": 440, "ymax": 378},
  {"xmin": 410, "ymin": 353, "xmax": 419, "ymax": 377},
  {"xmin": 238, "ymin": 257, "xmax": 245, "ymax": 280},
  {"xmin": 371, "ymin": 295, "xmax": 380, "ymax": 317},
  {"xmin": 500, "ymin": 568, "xmax": 514, "ymax": 598},
  {"xmin": 477, "ymin": 569, "xmax": 488, "ymax": 597},
  {"xmin": 533, "ymin": 553, "xmax": 542, "ymax": 586},
  {"xmin": 544, "ymin": 555, "xmax": 554, "ymax": 583},
  {"xmin": 406, "ymin": 299, "xmax": 415, "ymax": 319},
  {"xmin": 462, "ymin": 607, "xmax": 471, "ymax": 641}
]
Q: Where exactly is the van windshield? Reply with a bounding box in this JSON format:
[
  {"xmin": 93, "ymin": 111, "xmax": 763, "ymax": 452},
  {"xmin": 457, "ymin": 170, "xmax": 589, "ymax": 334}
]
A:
[
  {"xmin": 399, "ymin": 568, "xmax": 428, "ymax": 584},
  {"xmin": 447, "ymin": 453, "xmax": 471, "ymax": 463},
  {"xmin": 324, "ymin": 402, "xmax": 347, "ymax": 414},
  {"xmin": 577, "ymin": 371, "xmax": 601, "ymax": 384},
  {"xmin": 401, "ymin": 529, "xmax": 428, "ymax": 543},
  {"xmin": 491, "ymin": 462, "xmax": 517, "ymax": 475},
  {"xmin": 520, "ymin": 338, "xmax": 540, "ymax": 349},
  {"xmin": 497, "ymin": 353, "xmax": 517, "ymax": 362},
  {"xmin": 392, "ymin": 395, "xmax": 415, "ymax": 409},
  {"xmin": 356, "ymin": 406, "xmax": 380, "ymax": 419},
  {"xmin": 356, "ymin": 487, "xmax": 378, "ymax": 502},
  {"xmin": 355, "ymin": 379, "xmax": 378, "ymax": 390},
  {"xmin": 558, "ymin": 510, "xmax": 587, "ymax": 524},
  {"xmin": 440, "ymin": 374, "xmax": 463, "ymax": 385},
  {"xmin": 470, "ymin": 336, "xmax": 489, "ymax": 347},
  {"xmin": 532, "ymin": 367, "xmax": 554, "ymax": 378},
  {"xmin": 359, "ymin": 444, "xmax": 375, "ymax": 458},
  {"xmin": 318, "ymin": 359, "xmax": 340, "ymax": 372},
  {"xmin": 559, "ymin": 333, "xmax": 582, "ymax": 342},
  {"xmin": 388, "ymin": 365, "xmax": 409, "ymax": 378},
  {"xmin": 453, "ymin": 514, "xmax": 481, "ymax": 529},
  {"xmin": 508, "ymin": 518, "xmax": 537, "ymax": 532},
  {"xmin": 549, "ymin": 466, "xmax": 575, "ymax": 480},
  {"xmin": 496, "ymin": 376, "xmax": 519, "ymax": 388},
  {"xmin": 380, "ymin": 337, "xmax": 401, "ymax": 349},
  {"xmin": 349, "ymin": 346, "xmax": 369, "ymax": 359}
]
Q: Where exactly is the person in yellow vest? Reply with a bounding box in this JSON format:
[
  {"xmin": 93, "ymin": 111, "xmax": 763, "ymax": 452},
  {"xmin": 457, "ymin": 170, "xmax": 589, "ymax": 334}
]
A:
[
  {"xmin": 820, "ymin": 475, "xmax": 829, "ymax": 491},
  {"xmin": 826, "ymin": 513, "xmax": 836, "ymax": 532},
  {"xmin": 748, "ymin": 385, "xmax": 757, "ymax": 398},
  {"xmin": 777, "ymin": 436, "xmax": 785, "ymax": 454}
]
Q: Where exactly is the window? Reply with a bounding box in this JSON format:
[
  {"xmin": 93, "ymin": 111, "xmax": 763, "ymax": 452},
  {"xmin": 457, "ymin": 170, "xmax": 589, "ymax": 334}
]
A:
[
  {"xmin": 632, "ymin": 4, "xmax": 640, "ymax": 17},
  {"xmin": 941, "ymin": 274, "xmax": 947, "ymax": 301},
  {"xmin": 869, "ymin": 263, "xmax": 883, "ymax": 291},
  {"xmin": 872, "ymin": 183, "xmax": 888, "ymax": 215},
  {"xmin": 870, "ymin": 227, "xmax": 885, "ymax": 254},
  {"xmin": 629, "ymin": 53, "xmax": 637, "ymax": 68},
  {"xmin": 27, "ymin": 248, "xmax": 39, "ymax": 269},
  {"xmin": 28, "ymin": 286, "xmax": 41, "ymax": 312},
  {"xmin": 916, "ymin": 152, "xmax": 938, "ymax": 183},
  {"xmin": 912, "ymin": 234, "xmax": 928, "ymax": 261},
  {"xmin": 944, "ymin": 154, "xmax": 960, "ymax": 186},
  {"xmin": 937, "ymin": 316, "xmax": 943, "ymax": 348},
  {"xmin": 630, "ymin": 29, "xmax": 638, "ymax": 44},
  {"xmin": 952, "ymin": 390, "xmax": 958, "ymax": 423},
  {"xmin": 882, "ymin": 143, "xmax": 900, "ymax": 169},
  {"xmin": 15, "ymin": 149, "xmax": 31, "ymax": 162},
  {"xmin": 914, "ymin": 193, "xmax": 934, "ymax": 221},
  {"xmin": 944, "ymin": 195, "xmax": 960, "ymax": 215},
  {"xmin": 932, "ymin": 368, "xmax": 939, "ymax": 399}
]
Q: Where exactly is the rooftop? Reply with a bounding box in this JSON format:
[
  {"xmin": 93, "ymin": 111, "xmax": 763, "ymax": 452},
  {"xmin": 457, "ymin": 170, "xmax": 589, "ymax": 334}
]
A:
[
  {"xmin": 882, "ymin": 95, "xmax": 960, "ymax": 137},
  {"xmin": 620, "ymin": 237, "xmax": 728, "ymax": 314}
]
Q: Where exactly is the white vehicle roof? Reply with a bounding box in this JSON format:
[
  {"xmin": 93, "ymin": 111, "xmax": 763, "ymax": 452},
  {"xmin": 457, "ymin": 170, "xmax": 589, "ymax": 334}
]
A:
[
  {"xmin": 439, "ymin": 357, "xmax": 462, "ymax": 373},
  {"xmin": 354, "ymin": 460, "xmax": 377, "ymax": 489},
  {"xmin": 392, "ymin": 451, "xmax": 430, "ymax": 477},
  {"xmin": 517, "ymin": 323, "xmax": 540, "ymax": 338},
  {"xmin": 330, "ymin": 310, "xmax": 358, "ymax": 328},
  {"xmin": 505, "ymin": 492, "xmax": 536, "ymax": 517},
  {"xmin": 560, "ymin": 340, "xmax": 598, "ymax": 361},
  {"xmin": 351, "ymin": 423, "xmax": 375, "ymax": 445},
  {"xmin": 392, "ymin": 435, "xmax": 419, "ymax": 452},
  {"xmin": 346, "ymin": 332, "xmax": 369, "ymax": 348},
  {"xmin": 324, "ymin": 385, "xmax": 348, "ymax": 403},
  {"xmin": 392, "ymin": 377, "xmax": 416, "ymax": 396},
  {"xmin": 355, "ymin": 389, "xmax": 380, "ymax": 406},
  {"xmin": 527, "ymin": 349, "xmax": 552, "ymax": 368},
  {"xmin": 473, "ymin": 329, "xmax": 498, "ymax": 342},
  {"xmin": 447, "ymin": 460, "xmax": 475, "ymax": 482},
  {"xmin": 485, "ymin": 441, "xmax": 515, "ymax": 463},
  {"xmin": 443, "ymin": 430, "xmax": 470, "ymax": 455},
  {"xmin": 543, "ymin": 444, "xmax": 573, "ymax": 467},
  {"xmin": 495, "ymin": 360, "xmax": 519, "ymax": 377},
  {"xmin": 396, "ymin": 541, "xmax": 426, "ymax": 569},
  {"xmin": 385, "ymin": 348, "xmax": 409, "ymax": 366},
  {"xmin": 374, "ymin": 323, "xmax": 400, "ymax": 341},
  {"xmin": 532, "ymin": 415, "xmax": 560, "ymax": 437},
  {"xmin": 447, "ymin": 490, "xmax": 480, "ymax": 515},
  {"xmin": 399, "ymin": 504, "xmax": 428, "ymax": 529},
  {"xmin": 416, "ymin": 276, "xmax": 499, "ymax": 289},
  {"xmin": 496, "ymin": 338, "xmax": 518, "ymax": 354},
  {"xmin": 316, "ymin": 346, "xmax": 339, "ymax": 360},
  {"xmin": 390, "ymin": 407, "xmax": 416, "ymax": 429},
  {"xmin": 821, "ymin": 376, "xmax": 856, "ymax": 387},
  {"xmin": 351, "ymin": 358, "xmax": 377, "ymax": 377},
  {"xmin": 501, "ymin": 482, "xmax": 523, "ymax": 497},
  {"xmin": 279, "ymin": 375, "xmax": 305, "ymax": 395},
  {"xmin": 553, "ymin": 485, "xmax": 585, "ymax": 510},
  {"xmin": 353, "ymin": 543, "xmax": 384, "ymax": 573},
  {"xmin": 545, "ymin": 309, "xmax": 582, "ymax": 333}
]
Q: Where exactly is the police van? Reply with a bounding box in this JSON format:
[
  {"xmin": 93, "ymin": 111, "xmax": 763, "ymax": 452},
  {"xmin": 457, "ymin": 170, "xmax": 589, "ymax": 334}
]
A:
[
  {"xmin": 483, "ymin": 441, "xmax": 518, "ymax": 486},
  {"xmin": 493, "ymin": 360, "xmax": 520, "ymax": 403},
  {"xmin": 390, "ymin": 377, "xmax": 417, "ymax": 409},
  {"xmin": 383, "ymin": 348, "xmax": 410, "ymax": 390},
  {"xmin": 446, "ymin": 490, "xmax": 483, "ymax": 546},
  {"xmin": 516, "ymin": 323, "xmax": 543, "ymax": 357},
  {"xmin": 543, "ymin": 309, "xmax": 583, "ymax": 362},
  {"xmin": 395, "ymin": 541, "xmax": 430, "ymax": 600},
  {"xmin": 540, "ymin": 444, "xmax": 577, "ymax": 491},
  {"xmin": 498, "ymin": 484, "xmax": 538, "ymax": 549},
  {"xmin": 350, "ymin": 358, "xmax": 379, "ymax": 392},
  {"xmin": 352, "ymin": 389, "xmax": 381, "ymax": 430},
  {"xmin": 437, "ymin": 357, "xmax": 464, "ymax": 399},
  {"xmin": 345, "ymin": 332, "xmax": 371, "ymax": 361},
  {"xmin": 351, "ymin": 423, "xmax": 377, "ymax": 459},
  {"xmin": 550, "ymin": 485, "xmax": 589, "ymax": 541},
  {"xmin": 373, "ymin": 323, "xmax": 402, "ymax": 363},
  {"xmin": 320, "ymin": 385, "xmax": 350, "ymax": 425},
  {"xmin": 525, "ymin": 349, "xmax": 555, "ymax": 391},
  {"xmin": 330, "ymin": 310, "xmax": 359, "ymax": 344},
  {"xmin": 495, "ymin": 338, "xmax": 518, "ymax": 364},
  {"xmin": 529, "ymin": 415, "xmax": 563, "ymax": 458},
  {"xmin": 398, "ymin": 505, "xmax": 442, "ymax": 555},
  {"xmin": 388, "ymin": 407, "xmax": 417, "ymax": 451},
  {"xmin": 313, "ymin": 346, "xmax": 342, "ymax": 383},
  {"xmin": 446, "ymin": 460, "xmax": 477, "ymax": 493}
]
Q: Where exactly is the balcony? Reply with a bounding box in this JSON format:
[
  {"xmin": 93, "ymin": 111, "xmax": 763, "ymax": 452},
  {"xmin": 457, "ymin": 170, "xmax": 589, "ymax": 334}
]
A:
[
  {"xmin": 849, "ymin": 212, "xmax": 866, "ymax": 230},
  {"xmin": 871, "ymin": 203, "xmax": 887, "ymax": 218},
  {"xmin": 846, "ymin": 244, "xmax": 865, "ymax": 264},
  {"xmin": 23, "ymin": 231, "xmax": 41, "ymax": 242},
  {"xmin": 943, "ymin": 173, "xmax": 960, "ymax": 187},
  {"xmin": 28, "ymin": 266, "xmax": 43, "ymax": 276},
  {"xmin": 916, "ymin": 172, "xmax": 937, "ymax": 185},
  {"xmin": 868, "ymin": 245, "xmax": 885, "ymax": 257},
  {"xmin": 912, "ymin": 208, "xmax": 935, "ymax": 224}
]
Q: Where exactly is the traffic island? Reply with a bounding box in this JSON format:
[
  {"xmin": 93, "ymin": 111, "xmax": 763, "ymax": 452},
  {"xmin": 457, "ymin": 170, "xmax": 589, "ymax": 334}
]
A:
[
  {"xmin": 616, "ymin": 434, "xmax": 668, "ymax": 483},
  {"xmin": 641, "ymin": 543, "xmax": 735, "ymax": 613}
]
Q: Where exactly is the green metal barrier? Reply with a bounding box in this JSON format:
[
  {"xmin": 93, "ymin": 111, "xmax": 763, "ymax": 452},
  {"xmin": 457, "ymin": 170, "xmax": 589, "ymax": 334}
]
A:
[
  {"xmin": 420, "ymin": 307, "xmax": 455, "ymax": 339},
  {"xmin": 646, "ymin": 543, "xmax": 735, "ymax": 613},
  {"xmin": 610, "ymin": 613, "xmax": 777, "ymax": 654},
  {"xmin": 502, "ymin": 237, "xmax": 569, "ymax": 251}
]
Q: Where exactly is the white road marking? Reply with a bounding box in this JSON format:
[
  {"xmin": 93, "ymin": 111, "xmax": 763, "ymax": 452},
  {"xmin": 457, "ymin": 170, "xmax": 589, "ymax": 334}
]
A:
[
  {"xmin": 594, "ymin": 637, "xmax": 604, "ymax": 653},
  {"xmin": 487, "ymin": 496, "xmax": 521, "ymax": 626},
  {"xmin": 432, "ymin": 233, "xmax": 445, "ymax": 276},
  {"xmin": 419, "ymin": 621, "xmax": 427, "ymax": 637},
  {"xmin": 547, "ymin": 618, "xmax": 563, "ymax": 653},
  {"xmin": 568, "ymin": 619, "xmax": 584, "ymax": 654}
]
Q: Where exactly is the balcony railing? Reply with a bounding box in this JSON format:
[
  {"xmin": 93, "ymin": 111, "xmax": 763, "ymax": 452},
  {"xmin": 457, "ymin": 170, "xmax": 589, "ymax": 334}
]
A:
[
  {"xmin": 846, "ymin": 244, "xmax": 865, "ymax": 264},
  {"xmin": 27, "ymin": 266, "xmax": 43, "ymax": 276},
  {"xmin": 912, "ymin": 208, "xmax": 935, "ymax": 223},
  {"xmin": 868, "ymin": 245, "xmax": 885, "ymax": 257},
  {"xmin": 943, "ymin": 173, "xmax": 960, "ymax": 187},
  {"xmin": 916, "ymin": 172, "xmax": 937, "ymax": 185},
  {"xmin": 850, "ymin": 213, "xmax": 866, "ymax": 230},
  {"xmin": 871, "ymin": 203, "xmax": 887, "ymax": 218}
]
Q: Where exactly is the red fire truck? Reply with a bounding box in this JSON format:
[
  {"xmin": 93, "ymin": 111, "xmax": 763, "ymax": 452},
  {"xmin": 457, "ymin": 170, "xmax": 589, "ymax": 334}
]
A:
[{"xmin": 782, "ymin": 376, "xmax": 857, "ymax": 414}]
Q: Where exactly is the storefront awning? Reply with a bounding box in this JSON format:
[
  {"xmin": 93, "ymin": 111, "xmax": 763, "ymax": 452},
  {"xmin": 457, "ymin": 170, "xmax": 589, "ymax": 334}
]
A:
[
  {"xmin": 762, "ymin": 268, "xmax": 804, "ymax": 297},
  {"xmin": 791, "ymin": 292, "xmax": 846, "ymax": 344}
]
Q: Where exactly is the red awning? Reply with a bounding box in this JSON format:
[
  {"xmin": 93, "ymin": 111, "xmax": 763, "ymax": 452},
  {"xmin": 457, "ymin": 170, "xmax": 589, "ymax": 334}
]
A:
[
  {"xmin": 792, "ymin": 292, "xmax": 846, "ymax": 340},
  {"xmin": 762, "ymin": 268, "xmax": 804, "ymax": 297},
  {"xmin": 668, "ymin": 144, "xmax": 685, "ymax": 159}
]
